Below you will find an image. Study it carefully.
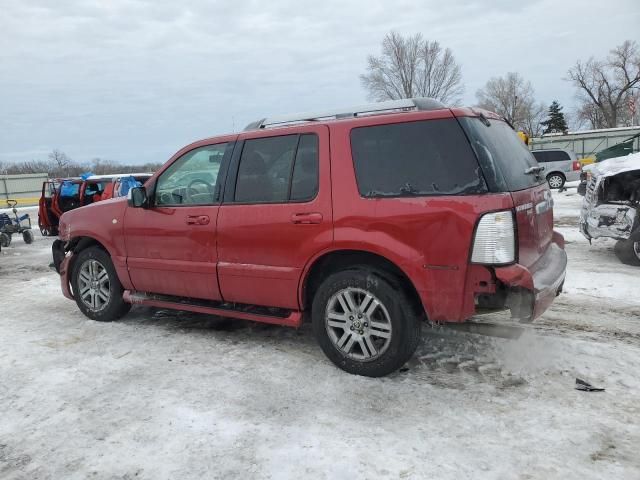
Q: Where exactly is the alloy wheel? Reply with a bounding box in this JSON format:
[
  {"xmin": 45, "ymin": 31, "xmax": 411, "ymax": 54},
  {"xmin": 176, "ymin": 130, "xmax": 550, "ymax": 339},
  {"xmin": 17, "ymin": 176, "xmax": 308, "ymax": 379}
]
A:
[
  {"xmin": 325, "ymin": 287, "xmax": 392, "ymax": 361},
  {"xmin": 77, "ymin": 259, "xmax": 111, "ymax": 312},
  {"xmin": 548, "ymin": 175, "xmax": 563, "ymax": 189}
]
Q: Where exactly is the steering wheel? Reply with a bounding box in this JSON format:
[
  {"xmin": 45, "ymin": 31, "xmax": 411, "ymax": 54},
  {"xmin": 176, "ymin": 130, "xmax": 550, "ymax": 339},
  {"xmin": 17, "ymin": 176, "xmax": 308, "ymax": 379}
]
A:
[{"xmin": 186, "ymin": 179, "xmax": 213, "ymax": 203}]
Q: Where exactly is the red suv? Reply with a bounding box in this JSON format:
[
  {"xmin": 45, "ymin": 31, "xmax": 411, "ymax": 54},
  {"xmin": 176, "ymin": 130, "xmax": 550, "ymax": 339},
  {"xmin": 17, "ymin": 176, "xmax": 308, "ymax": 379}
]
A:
[{"xmin": 52, "ymin": 98, "xmax": 567, "ymax": 377}]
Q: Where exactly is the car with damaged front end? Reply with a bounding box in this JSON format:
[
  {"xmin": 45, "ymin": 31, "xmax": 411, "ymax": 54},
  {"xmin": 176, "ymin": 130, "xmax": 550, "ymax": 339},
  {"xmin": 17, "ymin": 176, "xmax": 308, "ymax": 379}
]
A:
[{"xmin": 579, "ymin": 152, "xmax": 640, "ymax": 266}]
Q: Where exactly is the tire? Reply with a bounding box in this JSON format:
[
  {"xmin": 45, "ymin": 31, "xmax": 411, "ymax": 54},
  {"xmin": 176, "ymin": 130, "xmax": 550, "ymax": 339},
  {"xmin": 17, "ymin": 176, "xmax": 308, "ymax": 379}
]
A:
[
  {"xmin": 614, "ymin": 239, "xmax": 640, "ymax": 267},
  {"xmin": 71, "ymin": 246, "xmax": 132, "ymax": 321},
  {"xmin": 0, "ymin": 233, "xmax": 11, "ymax": 248},
  {"xmin": 547, "ymin": 173, "xmax": 565, "ymax": 189},
  {"xmin": 311, "ymin": 268, "xmax": 421, "ymax": 377},
  {"xmin": 22, "ymin": 230, "xmax": 34, "ymax": 244}
]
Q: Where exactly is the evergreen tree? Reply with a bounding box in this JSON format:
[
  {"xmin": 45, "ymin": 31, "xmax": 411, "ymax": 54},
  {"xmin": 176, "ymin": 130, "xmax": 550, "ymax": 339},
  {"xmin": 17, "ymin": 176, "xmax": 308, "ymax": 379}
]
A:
[{"xmin": 541, "ymin": 101, "xmax": 568, "ymax": 134}]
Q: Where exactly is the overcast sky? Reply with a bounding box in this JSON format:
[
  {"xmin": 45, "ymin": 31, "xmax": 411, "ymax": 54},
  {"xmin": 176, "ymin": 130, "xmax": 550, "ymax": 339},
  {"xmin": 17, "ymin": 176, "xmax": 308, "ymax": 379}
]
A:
[{"xmin": 1, "ymin": 0, "xmax": 639, "ymax": 165}]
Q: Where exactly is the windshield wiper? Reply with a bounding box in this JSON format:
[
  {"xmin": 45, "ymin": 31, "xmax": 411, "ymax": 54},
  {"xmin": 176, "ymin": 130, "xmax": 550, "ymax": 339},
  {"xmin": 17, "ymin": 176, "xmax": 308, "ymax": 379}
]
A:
[{"xmin": 525, "ymin": 166, "xmax": 545, "ymax": 175}]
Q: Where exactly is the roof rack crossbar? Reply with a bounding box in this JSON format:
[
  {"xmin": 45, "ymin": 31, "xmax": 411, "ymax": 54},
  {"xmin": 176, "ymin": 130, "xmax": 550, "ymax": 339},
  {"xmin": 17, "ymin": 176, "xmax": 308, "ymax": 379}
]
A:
[{"xmin": 244, "ymin": 97, "xmax": 445, "ymax": 131}]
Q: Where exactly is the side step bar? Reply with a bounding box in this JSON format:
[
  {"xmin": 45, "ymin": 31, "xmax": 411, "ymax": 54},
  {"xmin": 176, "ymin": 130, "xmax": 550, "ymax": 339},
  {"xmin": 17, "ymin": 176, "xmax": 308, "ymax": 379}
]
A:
[{"xmin": 123, "ymin": 291, "xmax": 303, "ymax": 328}]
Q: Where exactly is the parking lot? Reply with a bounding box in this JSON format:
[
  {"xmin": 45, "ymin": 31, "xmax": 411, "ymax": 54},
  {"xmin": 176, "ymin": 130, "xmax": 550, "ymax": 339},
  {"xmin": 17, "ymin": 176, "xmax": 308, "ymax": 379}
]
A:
[{"xmin": 1, "ymin": 187, "xmax": 639, "ymax": 479}]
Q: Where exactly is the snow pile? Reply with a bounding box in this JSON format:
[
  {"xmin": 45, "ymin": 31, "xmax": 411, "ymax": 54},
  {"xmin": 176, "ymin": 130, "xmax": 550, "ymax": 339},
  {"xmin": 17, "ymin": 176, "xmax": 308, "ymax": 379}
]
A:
[{"xmin": 592, "ymin": 151, "xmax": 640, "ymax": 177}]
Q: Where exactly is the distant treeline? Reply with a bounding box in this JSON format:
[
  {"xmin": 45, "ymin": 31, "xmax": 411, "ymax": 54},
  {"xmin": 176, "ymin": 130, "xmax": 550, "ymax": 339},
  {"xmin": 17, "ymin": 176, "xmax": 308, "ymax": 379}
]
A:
[{"xmin": 0, "ymin": 150, "xmax": 163, "ymax": 178}]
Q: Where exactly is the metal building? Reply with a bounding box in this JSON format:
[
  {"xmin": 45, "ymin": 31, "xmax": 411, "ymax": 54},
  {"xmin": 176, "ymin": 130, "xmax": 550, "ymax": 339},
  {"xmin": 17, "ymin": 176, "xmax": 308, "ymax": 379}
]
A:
[
  {"xmin": 529, "ymin": 126, "xmax": 640, "ymax": 160},
  {"xmin": 0, "ymin": 173, "xmax": 48, "ymax": 207}
]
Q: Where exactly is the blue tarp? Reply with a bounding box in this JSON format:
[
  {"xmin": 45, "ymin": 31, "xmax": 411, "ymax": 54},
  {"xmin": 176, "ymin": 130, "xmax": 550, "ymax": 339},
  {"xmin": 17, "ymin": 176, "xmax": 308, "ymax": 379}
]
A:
[{"xmin": 60, "ymin": 181, "xmax": 79, "ymax": 197}]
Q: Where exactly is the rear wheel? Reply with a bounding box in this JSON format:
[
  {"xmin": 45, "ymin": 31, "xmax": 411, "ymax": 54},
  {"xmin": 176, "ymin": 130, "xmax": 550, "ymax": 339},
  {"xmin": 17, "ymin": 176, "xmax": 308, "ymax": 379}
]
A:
[
  {"xmin": 71, "ymin": 246, "xmax": 131, "ymax": 321},
  {"xmin": 614, "ymin": 239, "xmax": 640, "ymax": 266},
  {"xmin": 0, "ymin": 233, "xmax": 11, "ymax": 248},
  {"xmin": 312, "ymin": 268, "xmax": 421, "ymax": 377},
  {"xmin": 547, "ymin": 173, "xmax": 565, "ymax": 189}
]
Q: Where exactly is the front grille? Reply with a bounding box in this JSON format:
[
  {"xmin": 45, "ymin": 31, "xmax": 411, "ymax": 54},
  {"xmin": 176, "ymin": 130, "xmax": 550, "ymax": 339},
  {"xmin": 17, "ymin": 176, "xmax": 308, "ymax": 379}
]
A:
[{"xmin": 585, "ymin": 177, "xmax": 598, "ymax": 204}]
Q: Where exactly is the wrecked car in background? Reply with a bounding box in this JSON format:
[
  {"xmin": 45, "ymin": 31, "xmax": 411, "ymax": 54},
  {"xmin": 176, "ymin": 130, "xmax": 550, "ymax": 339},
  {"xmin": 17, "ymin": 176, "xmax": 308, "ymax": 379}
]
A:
[
  {"xmin": 39, "ymin": 173, "xmax": 152, "ymax": 236},
  {"xmin": 580, "ymin": 152, "xmax": 640, "ymax": 265}
]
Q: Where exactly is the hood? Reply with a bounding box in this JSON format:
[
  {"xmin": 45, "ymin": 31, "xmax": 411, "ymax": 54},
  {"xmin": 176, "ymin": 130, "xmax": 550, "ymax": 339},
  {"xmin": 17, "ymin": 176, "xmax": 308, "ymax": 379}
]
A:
[
  {"xmin": 592, "ymin": 152, "xmax": 640, "ymax": 178},
  {"xmin": 58, "ymin": 197, "xmax": 127, "ymax": 242}
]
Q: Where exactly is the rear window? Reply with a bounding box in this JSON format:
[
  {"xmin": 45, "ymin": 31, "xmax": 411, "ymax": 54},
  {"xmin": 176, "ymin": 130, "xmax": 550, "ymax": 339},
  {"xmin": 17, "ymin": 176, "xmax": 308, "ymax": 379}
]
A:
[
  {"xmin": 459, "ymin": 117, "xmax": 544, "ymax": 192},
  {"xmin": 350, "ymin": 119, "xmax": 487, "ymax": 197},
  {"xmin": 532, "ymin": 150, "xmax": 571, "ymax": 163}
]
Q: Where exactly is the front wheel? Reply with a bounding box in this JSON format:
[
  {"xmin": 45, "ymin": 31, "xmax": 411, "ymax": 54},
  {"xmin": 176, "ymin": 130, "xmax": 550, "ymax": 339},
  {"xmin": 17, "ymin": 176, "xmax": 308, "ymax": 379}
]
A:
[
  {"xmin": 614, "ymin": 239, "xmax": 640, "ymax": 266},
  {"xmin": 312, "ymin": 268, "xmax": 421, "ymax": 377},
  {"xmin": 71, "ymin": 246, "xmax": 132, "ymax": 321},
  {"xmin": 22, "ymin": 230, "xmax": 34, "ymax": 244},
  {"xmin": 547, "ymin": 173, "xmax": 565, "ymax": 189}
]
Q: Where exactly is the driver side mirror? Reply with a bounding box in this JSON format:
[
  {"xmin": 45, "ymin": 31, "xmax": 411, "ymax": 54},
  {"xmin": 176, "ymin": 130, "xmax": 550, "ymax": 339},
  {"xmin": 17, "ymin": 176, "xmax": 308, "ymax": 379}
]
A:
[{"xmin": 128, "ymin": 186, "xmax": 148, "ymax": 208}]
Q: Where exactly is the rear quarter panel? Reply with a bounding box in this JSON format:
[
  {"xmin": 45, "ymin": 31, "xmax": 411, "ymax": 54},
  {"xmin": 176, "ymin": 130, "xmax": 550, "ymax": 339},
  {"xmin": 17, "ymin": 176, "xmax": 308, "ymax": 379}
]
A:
[{"xmin": 328, "ymin": 115, "xmax": 514, "ymax": 322}]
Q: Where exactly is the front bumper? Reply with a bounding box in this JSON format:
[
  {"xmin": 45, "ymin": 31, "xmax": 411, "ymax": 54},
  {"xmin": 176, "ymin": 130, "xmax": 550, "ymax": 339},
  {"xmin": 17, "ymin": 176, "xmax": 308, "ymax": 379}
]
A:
[
  {"xmin": 493, "ymin": 234, "xmax": 567, "ymax": 321},
  {"xmin": 52, "ymin": 240, "xmax": 74, "ymax": 300},
  {"xmin": 579, "ymin": 203, "xmax": 637, "ymax": 241}
]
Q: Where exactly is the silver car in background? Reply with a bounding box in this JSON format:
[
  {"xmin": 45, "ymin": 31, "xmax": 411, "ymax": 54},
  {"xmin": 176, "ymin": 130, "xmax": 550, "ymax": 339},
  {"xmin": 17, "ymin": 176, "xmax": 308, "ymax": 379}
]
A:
[{"xmin": 531, "ymin": 148, "xmax": 581, "ymax": 189}]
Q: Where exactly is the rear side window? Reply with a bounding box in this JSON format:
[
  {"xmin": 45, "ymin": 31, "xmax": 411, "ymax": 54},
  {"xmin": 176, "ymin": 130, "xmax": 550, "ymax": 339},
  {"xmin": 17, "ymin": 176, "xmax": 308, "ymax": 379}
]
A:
[
  {"xmin": 235, "ymin": 134, "xmax": 318, "ymax": 203},
  {"xmin": 459, "ymin": 117, "xmax": 544, "ymax": 192},
  {"xmin": 532, "ymin": 150, "xmax": 570, "ymax": 163},
  {"xmin": 350, "ymin": 119, "xmax": 486, "ymax": 197}
]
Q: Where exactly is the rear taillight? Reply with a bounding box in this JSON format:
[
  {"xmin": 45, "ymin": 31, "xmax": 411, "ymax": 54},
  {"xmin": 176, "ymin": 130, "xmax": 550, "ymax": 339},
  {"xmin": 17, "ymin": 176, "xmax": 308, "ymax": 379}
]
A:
[
  {"xmin": 572, "ymin": 161, "xmax": 581, "ymax": 171},
  {"xmin": 471, "ymin": 210, "xmax": 516, "ymax": 265}
]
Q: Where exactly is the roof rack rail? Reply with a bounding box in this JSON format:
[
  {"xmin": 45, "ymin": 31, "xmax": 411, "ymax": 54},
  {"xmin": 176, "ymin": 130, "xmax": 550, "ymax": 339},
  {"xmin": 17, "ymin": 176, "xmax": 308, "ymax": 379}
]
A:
[{"xmin": 243, "ymin": 97, "xmax": 446, "ymax": 131}]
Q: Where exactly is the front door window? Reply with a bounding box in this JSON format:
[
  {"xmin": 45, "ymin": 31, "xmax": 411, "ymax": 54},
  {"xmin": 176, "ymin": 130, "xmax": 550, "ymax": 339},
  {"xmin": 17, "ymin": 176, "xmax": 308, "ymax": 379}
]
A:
[{"xmin": 155, "ymin": 143, "xmax": 229, "ymax": 206}]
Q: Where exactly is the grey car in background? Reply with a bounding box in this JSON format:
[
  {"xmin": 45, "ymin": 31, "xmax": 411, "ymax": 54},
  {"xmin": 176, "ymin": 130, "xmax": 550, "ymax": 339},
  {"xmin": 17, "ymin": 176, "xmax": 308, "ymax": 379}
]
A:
[{"xmin": 531, "ymin": 148, "xmax": 581, "ymax": 189}]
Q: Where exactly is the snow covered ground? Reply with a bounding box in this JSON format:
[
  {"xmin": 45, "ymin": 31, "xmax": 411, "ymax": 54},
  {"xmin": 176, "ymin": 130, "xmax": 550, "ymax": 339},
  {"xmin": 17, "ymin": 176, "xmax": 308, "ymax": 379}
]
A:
[{"xmin": 1, "ymin": 191, "xmax": 639, "ymax": 480}]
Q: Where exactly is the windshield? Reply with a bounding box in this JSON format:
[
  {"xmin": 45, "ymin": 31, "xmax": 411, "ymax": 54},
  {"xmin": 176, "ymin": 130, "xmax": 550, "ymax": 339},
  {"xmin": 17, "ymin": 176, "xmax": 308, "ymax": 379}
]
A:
[{"xmin": 459, "ymin": 117, "xmax": 544, "ymax": 192}]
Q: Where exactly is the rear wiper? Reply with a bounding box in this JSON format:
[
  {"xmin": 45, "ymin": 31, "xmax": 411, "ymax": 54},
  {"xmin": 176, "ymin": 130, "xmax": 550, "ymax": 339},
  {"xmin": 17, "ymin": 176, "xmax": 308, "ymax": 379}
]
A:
[
  {"xmin": 367, "ymin": 190, "xmax": 389, "ymax": 198},
  {"xmin": 525, "ymin": 166, "xmax": 545, "ymax": 175},
  {"xmin": 399, "ymin": 182, "xmax": 418, "ymax": 195},
  {"xmin": 478, "ymin": 112, "xmax": 491, "ymax": 127}
]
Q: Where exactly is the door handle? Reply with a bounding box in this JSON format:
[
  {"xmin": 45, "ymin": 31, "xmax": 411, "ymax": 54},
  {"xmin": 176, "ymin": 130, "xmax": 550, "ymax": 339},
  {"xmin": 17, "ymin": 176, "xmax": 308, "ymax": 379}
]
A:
[
  {"xmin": 291, "ymin": 212, "xmax": 323, "ymax": 224},
  {"xmin": 186, "ymin": 215, "xmax": 210, "ymax": 225}
]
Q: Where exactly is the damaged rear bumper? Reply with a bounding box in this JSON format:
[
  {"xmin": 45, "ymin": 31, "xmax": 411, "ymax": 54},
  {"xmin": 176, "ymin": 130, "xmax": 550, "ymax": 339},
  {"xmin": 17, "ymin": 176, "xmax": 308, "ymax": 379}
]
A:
[{"xmin": 492, "ymin": 235, "xmax": 567, "ymax": 322}]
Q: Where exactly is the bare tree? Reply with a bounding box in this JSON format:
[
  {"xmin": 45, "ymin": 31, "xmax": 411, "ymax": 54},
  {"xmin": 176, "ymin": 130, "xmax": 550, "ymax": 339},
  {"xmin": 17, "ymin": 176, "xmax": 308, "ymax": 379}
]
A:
[
  {"xmin": 567, "ymin": 40, "xmax": 640, "ymax": 128},
  {"xmin": 48, "ymin": 149, "xmax": 71, "ymax": 177},
  {"xmin": 361, "ymin": 32, "xmax": 464, "ymax": 104},
  {"xmin": 522, "ymin": 101, "xmax": 547, "ymax": 137},
  {"xmin": 91, "ymin": 157, "xmax": 119, "ymax": 175},
  {"xmin": 475, "ymin": 72, "xmax": 544, "ymax": 135},
  {"xmin": 0, "ymin": 157, "xmax": 163, "ymax": 177}
]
